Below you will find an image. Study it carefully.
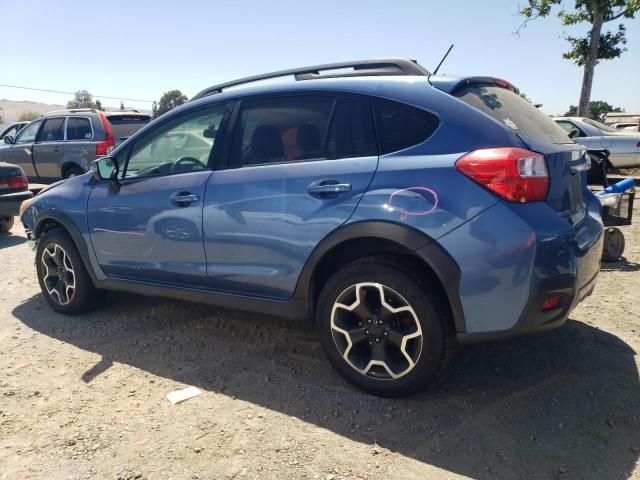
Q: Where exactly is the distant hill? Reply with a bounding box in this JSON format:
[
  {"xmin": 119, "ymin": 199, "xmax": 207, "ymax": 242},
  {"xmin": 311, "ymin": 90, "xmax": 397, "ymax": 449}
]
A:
[
  {"xmin": 0, "ymin": 99, "xmax": 152, "ymax": 126},
  {"xmin": 0, "ymin": 99, "xmax": 66, "ymax": 124}
]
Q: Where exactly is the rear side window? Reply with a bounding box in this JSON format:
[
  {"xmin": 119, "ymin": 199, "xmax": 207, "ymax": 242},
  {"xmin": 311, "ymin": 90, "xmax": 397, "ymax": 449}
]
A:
[
  {"xmin": 456, "ymin": 86, "xmax": 570, "ymax": 144},
  {"xmin": 107, "ymin": 115, "xmax": 151, "ymax": 140},
  {"xmin": 373, "ymin": 98, "xmax": 439, "ymax": 155},
  {"xmin": 327, "ymin": 97, "xmax": 377, "ymax": 159},
  {"xmin": 66, "ymin": 117, "xmax": 92, "ymax": 140},
  {"xmin": 231, "ymin": 96, "xmax": 334, "ymax": 166},
  {"xmin": 38, "ymin": 118, "xmax": 65, "ymax": 142}
]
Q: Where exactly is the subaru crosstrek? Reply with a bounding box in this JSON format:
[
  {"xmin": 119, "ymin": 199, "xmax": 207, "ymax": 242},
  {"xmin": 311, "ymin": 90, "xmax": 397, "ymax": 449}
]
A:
[{"xmin": 20, "ymin": 59, "xmax": 603, "ymax": 397}]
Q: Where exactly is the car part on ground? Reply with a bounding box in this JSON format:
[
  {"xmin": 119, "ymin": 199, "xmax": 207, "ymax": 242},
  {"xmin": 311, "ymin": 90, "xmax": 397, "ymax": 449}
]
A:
[{"xmin": 21, "ymin": 59, "xmax": 604, "ymax": 396}]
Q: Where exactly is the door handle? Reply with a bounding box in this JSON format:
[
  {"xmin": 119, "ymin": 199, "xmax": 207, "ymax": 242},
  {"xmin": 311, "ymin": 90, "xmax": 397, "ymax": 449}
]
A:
[
  {"xmin": 308, "ymin": 180, "xmax": 352, "ymax": 197},
  {"xmin": 170, "ymin": 192, "xmax": 200, "ymax": 206}
]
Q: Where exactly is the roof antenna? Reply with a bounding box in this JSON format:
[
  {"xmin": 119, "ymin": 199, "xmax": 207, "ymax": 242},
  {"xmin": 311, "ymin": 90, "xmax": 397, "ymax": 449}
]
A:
[{"xmin": 432, "ymin": 44, "xmax": 454, "ymax": 76}]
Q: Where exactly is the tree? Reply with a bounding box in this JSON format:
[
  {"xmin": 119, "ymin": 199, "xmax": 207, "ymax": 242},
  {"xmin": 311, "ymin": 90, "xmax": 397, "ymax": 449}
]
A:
[
  {"xmin": 152, "ymin": 101, "xmax": 159, "ymax": 118},
  {"xmin": 518, "ymin": 1, "xmax": 639, "ymax": 116},
  {"xmin": 120, "ymin": 101, "xmax": 125, "ymax": 111},
  {"xmin": 67, "ymin": 90, "xmax": 103, "ymax": 110},
  {"xmin": 18, "ymin": 111, "xmax": 39, "ymax": 121},
  {"xmin": 565, "ymin": 100, "xmax": 624, "ymax": 120},
  {"xmin": 155, "ymin": 90, "xmax": 188, "ymax": 117}
]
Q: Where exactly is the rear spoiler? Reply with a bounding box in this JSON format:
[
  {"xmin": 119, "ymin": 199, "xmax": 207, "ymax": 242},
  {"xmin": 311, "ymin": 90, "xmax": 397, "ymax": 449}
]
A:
[{"xmin": 428, "ymin": 76, "xmax": 519, "ymax": 95}]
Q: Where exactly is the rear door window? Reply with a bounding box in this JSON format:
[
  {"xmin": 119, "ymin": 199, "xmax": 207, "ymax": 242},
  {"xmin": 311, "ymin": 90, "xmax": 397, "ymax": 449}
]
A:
[
  {"xmin": 66, "ymin": 117, "xmax": 93, "ymax": 140},
  {"xmin": 107, "ymin": 115, "xmax": 151, "ymax": 141},
  {"xmin": 327, "ymin": 97, "xmax": 377, "ymax": 159},
  {"xmin": 456, "ymin": 85, "xmax": 571, "ymax": 144},
  {"xmin": 38, "ymin": 118, "xmax": 66, "ymax": 142},
  {"xmin": 373, "ymin": 98, "xmax": 439, "ymax": 154}
]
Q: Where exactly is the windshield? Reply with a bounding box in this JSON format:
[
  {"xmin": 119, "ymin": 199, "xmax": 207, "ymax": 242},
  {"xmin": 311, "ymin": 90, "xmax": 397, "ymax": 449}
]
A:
[{"xmin": 582, "ymin": 118, "xmax": 620, "ymax": 134}]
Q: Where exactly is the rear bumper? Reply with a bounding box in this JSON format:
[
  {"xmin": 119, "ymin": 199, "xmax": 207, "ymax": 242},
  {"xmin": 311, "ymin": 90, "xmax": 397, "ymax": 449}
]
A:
[
  {"xmin": 0, "ymin": 190, "xmax": 33, "ymax": 218},
  {"xmin": 457, "ymin": 270, "xmax": 598, "ymax": 343},
  {"xmin": 438, "ymin": 195, "xmax": 604, "ymax": 343}
]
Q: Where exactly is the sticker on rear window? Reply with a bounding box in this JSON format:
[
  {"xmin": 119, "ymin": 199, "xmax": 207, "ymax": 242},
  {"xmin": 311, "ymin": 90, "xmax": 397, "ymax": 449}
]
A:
[{"xmin": 502, "ymin": 118, "xmax": 518, "ymax": 130}]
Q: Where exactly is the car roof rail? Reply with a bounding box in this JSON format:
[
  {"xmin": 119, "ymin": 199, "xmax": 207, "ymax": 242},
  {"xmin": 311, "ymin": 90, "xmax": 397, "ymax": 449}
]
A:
[
  {"xmin": 191, "ymin": 58, "xmax": 430, "ymax": 100},
  {"xmin": 45, "ymin": 108, "xmax": 98, "ymax": 115}
]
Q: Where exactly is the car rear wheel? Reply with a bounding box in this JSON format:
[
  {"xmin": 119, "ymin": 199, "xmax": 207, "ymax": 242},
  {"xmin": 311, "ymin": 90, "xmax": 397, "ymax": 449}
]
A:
[
  {"xmin": 36, "ymin": 229, "xmax": 100, "ymax": 314},
  {"xmin": 0, "ymin": 216, "xmax": 14, "ymax": 233},
  {"xmin": 316, "ymin": 257, "xmax": 454, "ymax": 397}
]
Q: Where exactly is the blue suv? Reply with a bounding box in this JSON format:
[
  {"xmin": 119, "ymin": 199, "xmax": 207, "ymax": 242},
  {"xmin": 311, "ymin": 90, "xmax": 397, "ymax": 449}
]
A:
[{"xmin": 21, "ymin": 59, "xmax": 603, "ymax": 397}]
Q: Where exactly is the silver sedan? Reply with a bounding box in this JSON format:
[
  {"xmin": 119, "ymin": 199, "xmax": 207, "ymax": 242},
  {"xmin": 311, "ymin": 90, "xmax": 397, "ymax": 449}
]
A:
[{"xmin": 554, "ymin": 117, "xmax": 640, "ymax": 168}]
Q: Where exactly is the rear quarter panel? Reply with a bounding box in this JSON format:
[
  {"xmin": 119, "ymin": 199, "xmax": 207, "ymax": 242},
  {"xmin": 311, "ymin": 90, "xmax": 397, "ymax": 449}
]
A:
[{"xmin": 349, "ymin": 84, "xmax": 525, "ymax": 239}]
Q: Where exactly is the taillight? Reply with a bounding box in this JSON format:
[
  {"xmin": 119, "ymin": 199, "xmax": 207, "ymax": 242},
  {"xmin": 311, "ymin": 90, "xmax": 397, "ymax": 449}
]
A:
[
  {"xmin": 96, "ymin": 112, "xmax": 115, "ymax": 156},
  {"xmin": 455, "ymin": 147, "xmax": 549, "ymax": 202},
  {"xmin": 0, "ymin": 174, "xmax": 28, "ymax": 190}
]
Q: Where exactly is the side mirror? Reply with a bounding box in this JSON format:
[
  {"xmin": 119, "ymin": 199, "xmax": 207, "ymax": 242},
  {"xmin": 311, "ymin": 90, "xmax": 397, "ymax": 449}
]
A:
[
  {"xmin": 568, "ymin": 128, "xmax": 580, "ymax": 139},
  {"xmin": 91, "ymin": 157, "xmax": 121, "ymax": 192},
  {"xmin": 203, "ymin": 126, "xmax": 217, "ymax": 139},
  {"xmin": 3, "ymin": 135, "xmax": 15, "ymax": 145}
]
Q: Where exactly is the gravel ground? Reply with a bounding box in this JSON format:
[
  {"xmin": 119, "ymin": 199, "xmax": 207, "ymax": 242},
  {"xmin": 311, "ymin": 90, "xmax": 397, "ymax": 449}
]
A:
[{"xmin": 1, "ymin": 207, "xmax": 639, "ymax": 480}]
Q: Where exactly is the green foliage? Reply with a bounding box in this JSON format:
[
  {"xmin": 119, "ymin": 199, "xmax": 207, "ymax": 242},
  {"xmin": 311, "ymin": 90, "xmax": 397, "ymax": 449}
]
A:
[
  {"xmin": 155, "ymin": 90, "xmax": 188, "ymax": 117},
  {"xmin": 67, "ymin": 90, "xmax": 102, "ymax": 110},
  {"xmin": 565, "ymin": 100, "xmax": 624, "ymax": 120},
  {"xmin": 564, "ymin": 24, "xmax": 627, "ymax": 66},
  {"xmin": 518, "ymin": 0, "xmax": 639, "ymax": 66},
  {"xmin": 17, "ymin": 111, "xmax": 39, "ymax": 121}
]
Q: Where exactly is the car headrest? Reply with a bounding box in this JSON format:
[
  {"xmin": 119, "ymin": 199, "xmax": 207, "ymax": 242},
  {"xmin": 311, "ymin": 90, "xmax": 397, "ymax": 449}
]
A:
[
  {"xmin": 296, "ymin": 122, "xmax": 321, "ymax": 152},
  {"xmin": 251, "ymin": 125, "xmax": 284, "ymax": 162}
]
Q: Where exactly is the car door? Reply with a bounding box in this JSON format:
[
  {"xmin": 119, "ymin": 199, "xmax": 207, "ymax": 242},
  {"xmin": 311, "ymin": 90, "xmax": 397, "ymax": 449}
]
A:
[
  {"xmin": 203, "ymin": 93, "xmax": 379, "ymax": 299},
  {"xmin": 3, "ymin": 120, "xmax": 42, "ymax": 180},
  {"xmin": 87, "ymin": 102, "xmax": 231, "ymax": 287},
  {"xmin": 32, "ymin": 116, "xmax": 66, "ymax": 181}
]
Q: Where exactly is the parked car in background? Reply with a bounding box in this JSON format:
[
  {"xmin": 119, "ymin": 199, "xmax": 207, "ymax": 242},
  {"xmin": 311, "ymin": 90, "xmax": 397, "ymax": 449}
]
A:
[
  {"xmin": 612, "ymin": 123, "xmax": 639, "ymax": 132},
  {"xmin": 0, "ymin": 109, "xmax": 151, "ymax": 182},
  {"xmin": 21, "ymin": 59, "xmax": 603, "ymax": 397},
  {"xmin": 554, "ymin": 117, "xmax": 640, "ymax": 168},
  {"xmin": 0, "ymin": 162, "xmax": 32, "ymax": 233},
  {"xmin": 0, "ymin": 121, "xmax": 28, "ymax": 141},
  {"xmin": 604, "ymin": 112, "xmax": 640, "ymax": 132}
]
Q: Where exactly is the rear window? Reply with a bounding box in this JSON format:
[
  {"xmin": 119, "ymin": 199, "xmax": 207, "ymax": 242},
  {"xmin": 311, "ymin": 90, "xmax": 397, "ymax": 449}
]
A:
[
  {"xmin": 66, "ymin": 117, "xmax": 92, "ymax": 140},
  {"xmin": 107, "ymin": 115, "xmax": 151, "ymax": 140},
  {"xmin": 456, "ymin": 85, "xmax": 570, "ymax": 144},
  {"xmin": 373, "ymin": 98, "xmax": 439, "ymax": 155}
]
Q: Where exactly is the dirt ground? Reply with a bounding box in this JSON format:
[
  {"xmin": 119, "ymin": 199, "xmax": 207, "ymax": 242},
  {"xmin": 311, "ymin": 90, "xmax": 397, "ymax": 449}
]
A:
[{"xmin": 1, "ymin": 206, "xmax": 639, "ymax": 480}]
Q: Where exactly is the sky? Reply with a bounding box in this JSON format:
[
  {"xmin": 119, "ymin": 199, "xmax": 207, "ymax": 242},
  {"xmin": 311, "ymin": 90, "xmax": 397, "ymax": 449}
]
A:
[{"xmin": 1, "ymin": 0, "xmax": 639, "ymax": 116}]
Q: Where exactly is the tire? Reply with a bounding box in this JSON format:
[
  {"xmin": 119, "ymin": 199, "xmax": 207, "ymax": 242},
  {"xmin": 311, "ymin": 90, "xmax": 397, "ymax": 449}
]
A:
[
  {"xmin": 602, "ymin": 227, "xmax": 625, "ymax": 262},
  {"xmin": 63, "ymin": 166, "xmax": 84, "ymax": 179},
  {"xmin": 315, "ymin": 256, "xmax": 454, "ymax": 397},
  {"xmin": 36, "ymin": 228, "xmax": 100, "ymax": 314},
  {"xmin": 0, "ymin": 216, "xmax": 14, "ymax": 233}
]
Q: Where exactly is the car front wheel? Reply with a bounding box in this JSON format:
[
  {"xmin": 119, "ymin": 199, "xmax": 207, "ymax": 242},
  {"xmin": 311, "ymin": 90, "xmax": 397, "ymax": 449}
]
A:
[
  {"xmin": 36, "ymin": 229, "xmax": 100, "ymax": 314},
  {"xmin": 316, "ymin": 257, "xmax": 454, "ymax": 397}
]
